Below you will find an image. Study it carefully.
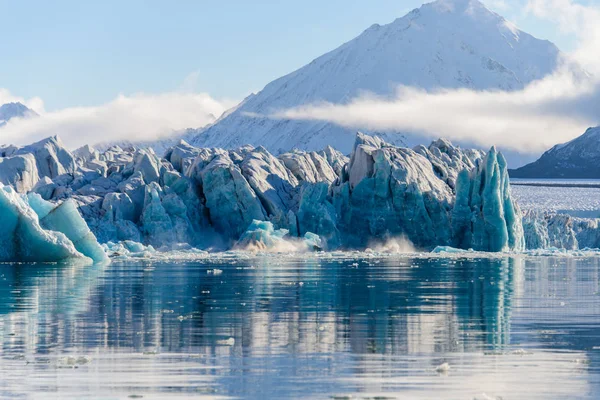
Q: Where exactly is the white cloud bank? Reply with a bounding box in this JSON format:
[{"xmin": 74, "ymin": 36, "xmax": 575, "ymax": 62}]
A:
[
  {"xmin": 272, "ymin": 0, "xmax": 600, "ymax": 153},
  {"xmin": 0, "ymin": 90, "xmax": 235, "ymax": 149}
]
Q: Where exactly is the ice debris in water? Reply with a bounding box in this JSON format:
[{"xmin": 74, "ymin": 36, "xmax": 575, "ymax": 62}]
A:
[
  {"xmin": 216, "ymin": 337, "xmax": 235, "ymax": 346},
  {"xmin": 207, "ymin": 268, "xmax": 223, "ymax": 275},
  {"xmin": 431, "ymin": 246, "xmax": 471, "ymax": 254},
  {"xmin": 235, "ymin": 220, "xmax": 322, "ymax": 252},
  {"xmin": 58, "ymin": 355, "xmax": 92, "ymax": 367},
  {"xmin": 511, "ymin": 348, "xmax": 533, "ymax": 356},
  {"xmin": 435, "ymin": 362, "xmax": 451, "ymax": 374},
  {"xmin": 365, "ymin": 236, "xmax": 416, "ymax": 253}
]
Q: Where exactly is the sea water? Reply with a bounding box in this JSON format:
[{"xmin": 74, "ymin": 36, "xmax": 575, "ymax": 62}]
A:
[{"xmin": 0, "ymin": 254, "xmax": 599, "ymax": 399}]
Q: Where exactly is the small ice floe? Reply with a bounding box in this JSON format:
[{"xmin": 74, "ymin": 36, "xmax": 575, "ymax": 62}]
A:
[
  {"xmin": 216, "ymin": 337, "xmax": 235, "ymax": 346},
  {"xmin": 474, "ymin": 394, "xmax": 502, "ymax": 400},
  {"xmin": 573, "ymin": 358, "xmax": 590, "ymax": 365},
  {"xmin": 435, "ymin": 362, "xmax": 450, "ymax": 374},
  {"xmin": 511, "ymin": 348, "xmax": 533, "ymax": 356},
  {"xmin": 59, "ymin": 355, "xmax": 92, "ymax": 367},
  {"xmin": 207, "ymin": 268, "xmax": 223, "ymax": 275}
]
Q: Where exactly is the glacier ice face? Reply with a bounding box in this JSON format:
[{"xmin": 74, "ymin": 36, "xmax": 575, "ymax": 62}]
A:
[
  {"xmin": 0, "ymin": 186, "xmax": 91, "ymax": 263},
  {"xmin": 522, "ymin": 211, "xmax": 578, "ymax": 251},
  {"xmin": 452, "ymin": 147, "xmax": 525, "ymax": 252},
  {"xmin": 415, "ymin": 138, "xmax": 485, "ymax": 189},
  {"xmin": 0, "ymin": 153, "xmax": 40, "ymax": 193},
  {"xmin": 332, "ymin": 133, "xmax": 455, "ymax": 249},
  {"xmin": 164, "ymin": 140, "xmax": 202, "ymax": 173},
  {"xmin": 297, "ymin": 182, "xmax": 341, "ymax": 249},
  {"xmin": 0, "ymin": 132, "xmax": 529, "ymax": 254},
  {"xmin": 17, "ymin": 136, "xmax": 76, "ymax": 180},
  {"xmin": 239, "ymin": 147, "xmax": 299, "ymax": 228},
  {"xmin": 279, "ymin": 149, "xmax": 339, "ymax": 184},
  {"xmin": 197, "ymin": 153, "xmax": 267, "ymax": 240}
]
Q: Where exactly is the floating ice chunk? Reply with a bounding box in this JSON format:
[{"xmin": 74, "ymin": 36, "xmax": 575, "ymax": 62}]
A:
[
  {"xmin": 216, "ymin": 337, "xmax": 235, "ymax": 346},
  {"xmin": 435, "ymin": 362, "xmax": 451, "ymax": 373},
  {"xmin": 29, "ymin": 194, "xmax": 109, "ymax": 263},
  {"xmin": 431, "ymin": 246, "xmax": 469, "ymax": 254},
  {"xmin": 207, "ymin": 268, "xmax": 223, "ymax": 275},
  {"xmin": 511, "ymin": 348, "xmax": 533, "ymax": 356},
  {"xmin": 236, "ymin": 220, "xmax": 322, "ymax": 252},
  {"xmin": 59, "ymin": 355, "xmax": 92, "ymax": 367},
  {"xmin": 0, "ymin": 186, "xmax": 86, "ymax": 262}
]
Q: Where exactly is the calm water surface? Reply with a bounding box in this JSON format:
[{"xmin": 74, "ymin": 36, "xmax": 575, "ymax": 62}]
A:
[{"xmin": 0, "ymin": 255, "xmax": 599, "ymax": 399}]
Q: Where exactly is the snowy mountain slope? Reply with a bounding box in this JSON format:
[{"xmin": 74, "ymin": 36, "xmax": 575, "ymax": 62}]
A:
[
  {"xmin": 0, "ymin": 102, "xmax": 38, "ymax": 127},
  {"xmin": 187, "ymin": 0, "xmax": 561, "ymax": 154},
  {"xmin": 509, "ymin": 126, "xmax": 600, "ymax": 178}
]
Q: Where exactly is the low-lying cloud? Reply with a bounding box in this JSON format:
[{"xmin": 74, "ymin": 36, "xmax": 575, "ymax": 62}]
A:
[
  {"xmin": 271, "ymin": 0, "xmax": 600, "ymax": 154},
  {"xmin": 0, "ymin": 90, "xmax": 235, "ymax": 149},
  {"xmin": 274, "ymin": 71, "xmax": 599, "ymax": 153}
]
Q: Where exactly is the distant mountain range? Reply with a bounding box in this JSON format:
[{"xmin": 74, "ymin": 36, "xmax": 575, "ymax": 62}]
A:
[
  {"xmin": 0, "ymin": 102, "xmax": 37, "ymax": 127},
  {"xmin": 184, "ymin": 0, "xmax": 562, "ymax": 155},
  {"xmin": 510, "ymin": 126, "xmax": 600, "ymax": 179}
]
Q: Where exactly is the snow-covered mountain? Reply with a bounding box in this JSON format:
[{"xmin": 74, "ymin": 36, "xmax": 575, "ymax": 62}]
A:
[
  {"xmin": 186, "ymin": 0, "xmax": 561, "ymax": 154},
  {"xmin": 510, "ymin": 127, "xmax": 600, "ymax": 178},
  {"xmin": 0, "ymin": 102, "xmax": 37, "ymax": 127}
]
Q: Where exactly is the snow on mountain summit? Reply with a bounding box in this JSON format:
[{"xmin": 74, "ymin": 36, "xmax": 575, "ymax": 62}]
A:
[
  {"xmin": 187, "ymin": 0, "xmax": 561, "ymax": 154},
  {"xmin": 0, "ymin": 102, "xmax": 38, "ymax": 127}
]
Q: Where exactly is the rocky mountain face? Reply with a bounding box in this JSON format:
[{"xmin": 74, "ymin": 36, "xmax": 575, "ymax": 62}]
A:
[
  {"xmin": 185, "ymin": 0, "xmax": 561, "ymax": 154},
  {"xmin": 510, "ymin": 127, "xmax": 600, "ymax": 178}
]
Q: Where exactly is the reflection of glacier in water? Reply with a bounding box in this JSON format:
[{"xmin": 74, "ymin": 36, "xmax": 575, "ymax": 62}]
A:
[{"xmin": 0, "ymin": 256, "xmax": 598, "ymax": 399}]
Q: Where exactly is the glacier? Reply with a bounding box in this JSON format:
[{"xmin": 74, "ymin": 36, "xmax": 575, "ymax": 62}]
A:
[
  {"xmin": 0, "ymin": 131, "xmax": 534, "ymax": 259},
  {"xmin": 4, "ymin": 130, "xmax": 600, "ymax": 261}
]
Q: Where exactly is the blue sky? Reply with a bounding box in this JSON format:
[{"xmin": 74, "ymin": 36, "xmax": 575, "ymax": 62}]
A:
[{"xmin": 0, "ymin": 0, "xmax": 592, "ymax": 111}]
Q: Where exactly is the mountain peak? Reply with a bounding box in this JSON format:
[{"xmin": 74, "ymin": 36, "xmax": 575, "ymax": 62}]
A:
[
  {"xmin": 187, "ymin": 1, "xmax": 562, "ymax": 154},
  {"xmin": 510, "ymin": 126, "xmax": 600, "ymax": 178},
  {"xmin": 429, "ymin": 0, "xmax": 488, "ymax": 13},
  {"xmin": 0, "ymin": 102, "xmax": 38, "ymax": 124}
]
